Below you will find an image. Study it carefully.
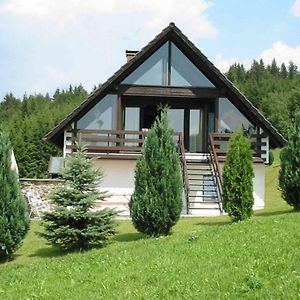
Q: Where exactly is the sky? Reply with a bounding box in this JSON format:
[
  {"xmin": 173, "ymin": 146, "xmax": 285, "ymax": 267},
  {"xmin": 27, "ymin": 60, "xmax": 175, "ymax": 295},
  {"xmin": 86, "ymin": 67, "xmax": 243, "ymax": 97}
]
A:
[{"xmin": 0, "ymin": 0, "xmax": 300, "ymax": 100}]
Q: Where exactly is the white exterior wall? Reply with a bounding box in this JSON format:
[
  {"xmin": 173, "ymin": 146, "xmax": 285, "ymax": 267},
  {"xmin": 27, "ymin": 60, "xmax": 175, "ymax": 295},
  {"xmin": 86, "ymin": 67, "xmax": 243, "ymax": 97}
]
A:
[
  {"xmin": 63, "ymin": 123, "xmax": 74, "ymax": 158},
  {"xmin": 92, "ymin": 159, "xmax": 265, "ymax": 216},
  {"xmin": 219, "ymin": 162, "xmax": 265, "ymax": 210},
  {"xmin": 93, "ymin": 159, "xmax": 136, "ymax": 215},
  {"xmin": 259, "ymin": 128, "xmax": 269, "ymax": 164},
  {"xmin": 92, "ymin": 159, "xmax": 187, "ymax": 216}
]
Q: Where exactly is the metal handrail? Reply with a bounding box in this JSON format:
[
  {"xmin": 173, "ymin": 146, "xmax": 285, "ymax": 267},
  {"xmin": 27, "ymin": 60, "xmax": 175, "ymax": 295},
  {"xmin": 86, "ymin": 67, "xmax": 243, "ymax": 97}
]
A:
[
  {"xmin": 177, "ymin": 133, "xmax": 190, "ymax": 214},
  {"xmin": 208, "ymin": 133, "xmax": 223, "ymax": 213}
]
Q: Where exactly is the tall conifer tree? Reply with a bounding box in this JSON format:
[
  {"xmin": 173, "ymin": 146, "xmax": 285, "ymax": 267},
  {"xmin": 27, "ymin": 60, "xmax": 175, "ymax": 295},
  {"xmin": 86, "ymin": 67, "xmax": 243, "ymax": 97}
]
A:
[
  {"xmin": 130, "ymin": 107, "xmax": 183, "ymax": 236},
  {"xmin": 279, "ymin": 112, "xmax": 300, "ymax": 210},
  {"xmin": 222, "ymin": 130, "xmax": 254, "ymax": 221},
  {"xmin": 0, "ymin": 130, "xmax": 29, "ymax": 260}
]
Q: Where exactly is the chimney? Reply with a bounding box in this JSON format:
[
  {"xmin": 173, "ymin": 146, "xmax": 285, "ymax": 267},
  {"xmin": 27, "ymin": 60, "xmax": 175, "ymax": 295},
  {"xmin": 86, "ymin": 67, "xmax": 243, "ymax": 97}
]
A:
[{"xmin": 126, "ymin": 50, "xmax": 138, "ymax": 62}]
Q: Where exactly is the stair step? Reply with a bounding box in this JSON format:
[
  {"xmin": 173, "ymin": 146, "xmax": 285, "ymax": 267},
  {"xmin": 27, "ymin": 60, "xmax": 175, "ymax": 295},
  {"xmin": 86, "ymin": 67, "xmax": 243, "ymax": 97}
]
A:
[
  {"xmin": 188, "ymin": 181, "xmax": 215, "ymax": 186},
  {"xmin": 188, "ymin": 174, "xmax": 214, "ymax": 179},
  {"xmin": 187, "ymin": 170, "xmax": 212, "ymax": 175},
  {"xmin": 187, "ymin": 165, "xmax": 211, "ymax": 170},
  {"xmin": 189, "ymin": 202, "xmax": 220, "ymax": 209},
  {"xmin": 188, "ymin": 208, "xmax": 221, "ymax": 216},
  {"xmin": 189, "ymin": 190, "xmax": 217, "ymax": 195},
  {"xmin": 189, "ymin": 184, "xmax": 216, "ymax": 192},
  {"xmin": 189, "ymin": 196, "xmax": 218, "ymax": 201},
  {"xmin": 186, "ymin": 159, "xmax": 209, "ymax": 163}
]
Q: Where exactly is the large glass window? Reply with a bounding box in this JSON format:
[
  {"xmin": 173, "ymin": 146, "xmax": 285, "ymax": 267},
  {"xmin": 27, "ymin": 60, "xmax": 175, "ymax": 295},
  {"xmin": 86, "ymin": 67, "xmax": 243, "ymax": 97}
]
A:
[
  {"xmin": 170, "ymin": 43, "xmax": 215, "ymax": 87},
  {"xmin": 218, "ymin": 98, "xmax": 255, "ymax": 133},
  {"xmin": 167, "ymin": 109, "xmax": 184, "ymax": 133},
  {"xmin": 121, "ymin": 41, "xmax": 215, "ymax": 88},
  {"xmin": 77, "ymin": 94, "xmax": 117, "ymax": 130},
  {"xmin": 122, "ymin": 43, "xmax": 168, "ymax": 86}
]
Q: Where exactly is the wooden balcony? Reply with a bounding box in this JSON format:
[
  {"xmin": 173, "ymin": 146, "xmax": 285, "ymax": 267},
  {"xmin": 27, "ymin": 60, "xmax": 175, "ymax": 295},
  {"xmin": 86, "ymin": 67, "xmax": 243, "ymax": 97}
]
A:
[
  {"xmin": 66, "ymin": 129, "xmax": 266, "ymax": 163},
  {"xmin": 209, "ymin": 132, "xmax": 266, "ymax": 163},
  {"xmin": 66, "ymin": 129, "xmax": 181, "ymax": 159}
]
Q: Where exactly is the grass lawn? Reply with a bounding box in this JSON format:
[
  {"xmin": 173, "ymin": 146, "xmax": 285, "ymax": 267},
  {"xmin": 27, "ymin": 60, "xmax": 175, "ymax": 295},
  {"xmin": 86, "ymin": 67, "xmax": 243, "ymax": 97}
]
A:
[{"xmin": 1, "ymin": 150, "xmax": 299, "ymax": 299}]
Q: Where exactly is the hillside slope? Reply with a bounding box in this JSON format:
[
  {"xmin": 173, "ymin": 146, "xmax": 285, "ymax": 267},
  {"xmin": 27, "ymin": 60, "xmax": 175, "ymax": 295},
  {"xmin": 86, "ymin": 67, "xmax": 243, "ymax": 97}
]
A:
[{"xmin": 0, "ymin": 154, "xmax": 299, "ymax": 299}]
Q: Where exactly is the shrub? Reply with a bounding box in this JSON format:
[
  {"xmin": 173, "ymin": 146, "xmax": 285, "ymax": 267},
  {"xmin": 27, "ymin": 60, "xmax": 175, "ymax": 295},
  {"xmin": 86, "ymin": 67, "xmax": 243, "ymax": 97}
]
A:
[
  {"xmin": 279, "ymin": 112, "xmax": 300, "ymax": 210},
  {"xmin": 40, "ymin": 142, "xmax": 116, "ymax": 251},
  {"xmin": 268, "ymin": 149, "xmax": 274, "ymax": 165},
  {"xmin": 130, "ymin": 107, "xmax": 183, "ymax": 236},
  {"xmin": 222, "ymin": 130, "xmax": 254, "ymax": 221},
  {"xmin": 0, "ymin": 130, "xmax": 29, "ymax": 260}
]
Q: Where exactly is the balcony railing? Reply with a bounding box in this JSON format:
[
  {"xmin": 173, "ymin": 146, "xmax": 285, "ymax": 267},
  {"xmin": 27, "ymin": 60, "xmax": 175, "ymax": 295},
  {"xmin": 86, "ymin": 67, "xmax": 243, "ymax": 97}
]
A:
[
  {"xmin": 66, "ymin": 130, "xmax": 266, "ymax": 162},
  {"xmin": 66, "ymin": 129, "xmax": 183, "ymax": 158},
  {"xmin": 209, "ymin": 132, "xmax": 266, "ymax": 163}
]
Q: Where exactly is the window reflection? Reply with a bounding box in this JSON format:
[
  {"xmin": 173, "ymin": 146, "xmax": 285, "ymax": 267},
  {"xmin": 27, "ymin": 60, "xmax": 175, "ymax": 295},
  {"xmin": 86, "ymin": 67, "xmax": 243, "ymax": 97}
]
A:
[
  {"xmin": 218, "ymin": 98, "xmax": 255, "ymax": 134},
  {"xmin": 167, "ymin": 109, "xmax": 184, "ymax": 133},
  {"xmin": 170, "ymin": 43, "xmax": 215, "ymax": 87},
  {"xmin": 122, "ymin": 43, "xmax": 168, "ymax": 85},
  {"xmin": 77, "ymin": 94, "xmax": 117, "ymax": 130}
]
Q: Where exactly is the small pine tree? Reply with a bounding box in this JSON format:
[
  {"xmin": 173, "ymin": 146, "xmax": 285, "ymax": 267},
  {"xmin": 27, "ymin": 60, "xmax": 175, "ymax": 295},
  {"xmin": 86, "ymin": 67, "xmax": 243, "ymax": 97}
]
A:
[
  {"xmin": 0, "ymin": 130, "xmax": 29, "ymax": 260},
  {"xmin": 222, "ymin": 130, "xmax": 254, "ymax": 221},
  {"xmin": 40, "ymin": 143, "xmax": 116, "ymax": 251},
  {"xmin": 279, "ymin": 113, "xmax": 300, "ymax": 210},
  {"xmin": 130, "ymin": 107, "xmax": 183, "ymax": 236}
]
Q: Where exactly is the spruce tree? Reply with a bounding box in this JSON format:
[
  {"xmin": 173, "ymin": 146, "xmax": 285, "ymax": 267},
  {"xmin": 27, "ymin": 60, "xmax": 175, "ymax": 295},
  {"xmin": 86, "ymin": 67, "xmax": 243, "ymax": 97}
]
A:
[
  {"xmin": 0, "ymin": 130, "xmax": 29, "ymax": 260},
  {"xmin": 40, "ymin": 143, "xmax": 116, "ymax": 251},
  {"xmin": 279, "ymin": 112, "xmax": 300, "ymax": 210},
  {"xmin": 130, "ymin": 107, "xmax": 183, "ymax": 236},
  {"xmin": 222, "ymin": 130, "xmax": 254, "ymax": 221}
]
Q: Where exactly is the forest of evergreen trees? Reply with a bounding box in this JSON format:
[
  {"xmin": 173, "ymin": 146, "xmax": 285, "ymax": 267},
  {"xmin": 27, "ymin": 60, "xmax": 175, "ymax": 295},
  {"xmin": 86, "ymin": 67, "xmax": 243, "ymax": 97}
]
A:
[{"xmin": 0, "ymin": 59, "xmax": 299, "ymax": 178}]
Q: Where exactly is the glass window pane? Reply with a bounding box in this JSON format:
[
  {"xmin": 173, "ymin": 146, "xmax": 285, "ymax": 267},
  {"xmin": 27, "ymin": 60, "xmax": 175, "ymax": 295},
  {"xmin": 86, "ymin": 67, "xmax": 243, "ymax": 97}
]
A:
[
  {"xmin": 167, "ymin": 109, "xmax": 184, "ymax": 133},
  {"xmin": 122, "ymin": 43, "xmax": 168, "ymax": 86},
  {"xmin": 124, "ymin": 107, "xmax": 140, "ymax": 146},
  {"xmin": 189, "ymin": 109, "xmax": 204, "ymax": 152},
  {"xmin": 208, "ymin": 112, "xmax": 215, "ymax": 133},
  {"xmin": 218, "ymin": 98, "xmax": 255, "ymax": 133},
  {"xmin": 77, "ymin": 94, "xmax": 117, "ymax": 130},
  {"xmin": 124, "ymin": 107, "xmax": 140, "ymax": 130},
  {"xmin": 170, "ymin": 43, "xmax": 215, "ymax": 87}
]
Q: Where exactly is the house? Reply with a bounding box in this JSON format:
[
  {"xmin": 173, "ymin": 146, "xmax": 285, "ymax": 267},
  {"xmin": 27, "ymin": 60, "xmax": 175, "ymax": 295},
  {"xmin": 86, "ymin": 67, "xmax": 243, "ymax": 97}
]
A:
[{"xmin": 44, "ymin": 23, "xmax": 286, "ymax": 216}]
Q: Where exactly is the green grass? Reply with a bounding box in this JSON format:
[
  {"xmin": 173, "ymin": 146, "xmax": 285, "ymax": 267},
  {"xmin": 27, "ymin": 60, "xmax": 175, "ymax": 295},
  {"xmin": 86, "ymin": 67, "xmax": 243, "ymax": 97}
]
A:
[{"xmin": 1, "ymin": 153, "xmax": 299, "ymax": 299}]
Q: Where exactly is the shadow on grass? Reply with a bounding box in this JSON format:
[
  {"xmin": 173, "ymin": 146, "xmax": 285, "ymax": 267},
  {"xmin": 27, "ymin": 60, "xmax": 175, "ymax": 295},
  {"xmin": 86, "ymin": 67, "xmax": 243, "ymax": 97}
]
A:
[
  {"xmin": 113, "ymin": 232, "xmax": 145, "ymax": 243},
  {"xmin": 29, "ymin": 246, "xmax": 67, "ymax": 259},
  {"xmin": 255, "ymin": 209, "xmax": 293, "ymax": 217}
]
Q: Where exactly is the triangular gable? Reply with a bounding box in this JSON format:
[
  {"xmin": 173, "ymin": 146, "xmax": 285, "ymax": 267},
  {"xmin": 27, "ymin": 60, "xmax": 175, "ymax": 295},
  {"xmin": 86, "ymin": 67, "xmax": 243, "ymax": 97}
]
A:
[
  {"xmin": 44, "ymin": 22, "xmax": 286, "ymax": 148},
  {"xmin": 122, "ymin": 41, "xmax": 214, "ymax": 87}
]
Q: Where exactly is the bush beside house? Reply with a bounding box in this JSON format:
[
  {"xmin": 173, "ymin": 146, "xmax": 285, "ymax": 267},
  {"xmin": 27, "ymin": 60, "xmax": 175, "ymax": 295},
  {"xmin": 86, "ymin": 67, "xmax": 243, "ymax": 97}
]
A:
[
  {"xmin": 222, "ymin": 130, "xmax": 254, "ymax": 221},
  {"xmin": 130, "ymin": 108, "xmax": 183, "ymax": 236},
  {"xmin": 40, "ymin": 143, "xmax": 116, "ymax": 251},
  {"xmin": 279, "ymin": 112, "xmax": 300, "ymax": 210},
  {"xmin": 0, "ymin": 130, "xmax": 29, "ymax": 260}
]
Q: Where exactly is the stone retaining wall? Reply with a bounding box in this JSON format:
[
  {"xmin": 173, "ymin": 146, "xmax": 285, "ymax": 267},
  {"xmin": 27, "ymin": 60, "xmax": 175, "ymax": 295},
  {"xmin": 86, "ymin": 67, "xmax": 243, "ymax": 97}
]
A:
[{"xmin": 20, "ymin": 178, "xmax": 65, "ymax": 202}]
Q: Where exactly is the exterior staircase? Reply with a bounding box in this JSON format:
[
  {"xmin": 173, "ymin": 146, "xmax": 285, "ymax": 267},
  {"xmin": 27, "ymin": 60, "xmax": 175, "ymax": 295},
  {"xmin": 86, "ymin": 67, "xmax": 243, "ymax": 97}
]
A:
[{"xmin": 185, "ymin": 153, "xmax": 222, "ymax": 216}]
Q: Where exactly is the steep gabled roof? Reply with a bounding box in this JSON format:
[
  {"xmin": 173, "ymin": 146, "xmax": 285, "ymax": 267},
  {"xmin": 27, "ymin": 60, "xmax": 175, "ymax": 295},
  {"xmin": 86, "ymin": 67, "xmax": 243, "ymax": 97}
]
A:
[{"xmin": 44, "ymin": 22, "xmax": 287, "ymax": 148}]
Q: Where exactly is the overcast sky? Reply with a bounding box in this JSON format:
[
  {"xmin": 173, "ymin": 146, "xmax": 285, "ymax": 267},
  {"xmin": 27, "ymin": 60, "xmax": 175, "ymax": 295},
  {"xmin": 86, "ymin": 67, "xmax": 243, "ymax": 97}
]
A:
[{"xmin": 1, "ymin": 0, "xmax": 300, "ymax": 99}]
